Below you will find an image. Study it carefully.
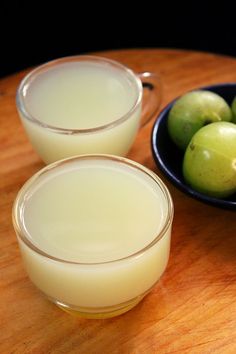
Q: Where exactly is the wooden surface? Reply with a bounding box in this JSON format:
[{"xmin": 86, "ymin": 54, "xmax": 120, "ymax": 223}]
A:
[{"xmin": 1, "ymin": 49, "xmax": 236, "ymax": 354}]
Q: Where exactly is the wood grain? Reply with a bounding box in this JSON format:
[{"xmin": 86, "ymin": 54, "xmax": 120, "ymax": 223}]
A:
[{"xmin": 1, "ymin": 49, "xmax": 236, "ymax": 354}]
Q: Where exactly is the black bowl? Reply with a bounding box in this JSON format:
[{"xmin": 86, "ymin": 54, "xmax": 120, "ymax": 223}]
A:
[{"xmin": 151, "ymin": 83, "xmax": 236, "ymax": 210}]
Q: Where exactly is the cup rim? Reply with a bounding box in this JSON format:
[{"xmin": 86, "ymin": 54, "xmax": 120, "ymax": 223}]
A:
[
  {"xmin": 12, "ymin": 154, "xmax": 174, "ymax": 265},
  {"xmin": 16, "ymin": 55, "xmax": 143, "ymax": 135}
]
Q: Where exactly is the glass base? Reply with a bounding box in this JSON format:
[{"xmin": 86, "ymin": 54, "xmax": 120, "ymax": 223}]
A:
[
  {"xmin": 53, "ymin": 293, "xmax": 147, "ymax": 319},
  {"xmin": 43, "ymin": 282, "xmax": 159, "ymax": 319}
]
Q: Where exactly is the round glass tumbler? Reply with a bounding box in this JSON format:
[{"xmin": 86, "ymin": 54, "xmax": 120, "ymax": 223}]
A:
[
  {"xmin": 16, "ymin": 56, "xmax": 162, "ymax": 164},
  {"xmin": 12, "ymin": 155, "xmax": 173, "ymax": 319}
]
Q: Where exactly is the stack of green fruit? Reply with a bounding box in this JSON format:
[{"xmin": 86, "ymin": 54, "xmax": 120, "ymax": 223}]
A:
[{"xmin": 167, "ymin": 90, "xmax": 236, "ymax": 198}]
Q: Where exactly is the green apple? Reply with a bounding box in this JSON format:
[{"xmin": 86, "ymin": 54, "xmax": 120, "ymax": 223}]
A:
[
  {"xmin": 231, "ymin": 96, "xmax": 236, "ymax": 123},
  {"xmin": 183, "ymin": 122, "xmax": 236, "ymax": 198},
  {"xmin": 168, "ymin": 90, "xmax": 232, "ymax": 150}
]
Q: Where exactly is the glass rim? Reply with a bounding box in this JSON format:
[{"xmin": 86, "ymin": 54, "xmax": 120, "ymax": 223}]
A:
[
  {"xmin": 12, "ymin": 154, "xmax": 174, "ymax": 265},
  {"xmin": 15, "ymin": 55, "xmax": 143, "ymax": 135}
]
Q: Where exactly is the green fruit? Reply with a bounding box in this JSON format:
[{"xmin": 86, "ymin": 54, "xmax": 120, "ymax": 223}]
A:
[
  {"xmin": 168, "ymin": 90, "xmax": 232, "ymax": 150},
  {"xmin": 231, "ymin": 96, "xmax": 236, "ymax": 123},
  {"xmin": 183, "ymin": 122, "xmax": 236, "ymax": 198}
]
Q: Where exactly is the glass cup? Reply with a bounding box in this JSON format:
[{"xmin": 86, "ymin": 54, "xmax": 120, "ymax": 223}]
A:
[
  {"xmin": 12, "ymin": 155, "xmax": 173, "ymax": 319},
  {"xmin": 16, "ymin": 55, "xmax": 162, "ymax": 164}
]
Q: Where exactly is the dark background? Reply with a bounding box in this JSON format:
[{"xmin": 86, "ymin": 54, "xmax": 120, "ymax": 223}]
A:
[{"xmin": 1, "ymin": 1, "xmax": 236, "ymax": 78}]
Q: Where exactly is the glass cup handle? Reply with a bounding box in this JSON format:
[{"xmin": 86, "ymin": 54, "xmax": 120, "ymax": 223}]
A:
[{"xmin": 138, "ymin": 72, "xmax": 162, "ymax": 127}]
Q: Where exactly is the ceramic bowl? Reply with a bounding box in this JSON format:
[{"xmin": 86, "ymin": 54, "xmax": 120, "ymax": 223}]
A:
[{"xmin": 151, "ymin": 83, "xmax": 236, "ymax": 210}]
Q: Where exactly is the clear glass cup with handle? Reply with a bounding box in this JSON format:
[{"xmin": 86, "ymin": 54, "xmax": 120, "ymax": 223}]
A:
[{"xmin": 16, "ymin": 55, "xmax": 162, "ymax": 164}]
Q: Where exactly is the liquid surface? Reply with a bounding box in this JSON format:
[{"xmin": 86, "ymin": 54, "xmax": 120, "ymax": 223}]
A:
[
  {"xmin": 24, "ymin": 61, "xmax": 138, "ymax": 129},
  {"xmin": 22, "ymin": 159, "xmax": 166, "ymax": 262}
]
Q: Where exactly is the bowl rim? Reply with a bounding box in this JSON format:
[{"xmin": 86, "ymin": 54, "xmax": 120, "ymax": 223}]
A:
[{"xmin": 151, "ymin": 82, "xmax": 236, "ymax": 210}]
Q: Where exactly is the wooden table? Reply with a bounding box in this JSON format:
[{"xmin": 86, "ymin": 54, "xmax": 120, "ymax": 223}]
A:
[{"xmin": 1, "ymin": 49, "xmax": 236, "ymax": 353}]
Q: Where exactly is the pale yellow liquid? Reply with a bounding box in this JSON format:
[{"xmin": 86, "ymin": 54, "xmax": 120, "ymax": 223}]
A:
[
  {"xmin": 25, "ymin": 62, "xmax": 137, "ymax": 129},
  {"xmin": 19, "ymin": 61, "xmax": 142, "ymax": 163},
  {"xmin": 17, "ymin": 158, "xmax": 172, "ymax": 310}
]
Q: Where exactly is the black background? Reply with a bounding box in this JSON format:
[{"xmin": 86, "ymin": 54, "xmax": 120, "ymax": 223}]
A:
[{"xmin": 1, "ymin": 1, "xmax": 236, "ymax": 78}]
